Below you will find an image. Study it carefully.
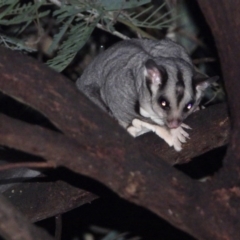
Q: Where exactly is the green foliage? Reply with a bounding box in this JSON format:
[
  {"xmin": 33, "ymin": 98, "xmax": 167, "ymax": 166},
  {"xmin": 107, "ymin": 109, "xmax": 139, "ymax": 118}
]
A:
[
  {"xmin": 46, "ymin": 5, "xmax": 84, "ymax": 55},
  {"xmin": 0, "ymin": 34, "xmax": 37, "ymax": 52},
  {"xmin": 0, "ymin": 0, "xmax": 49, "ymax": 26},
  {"xmin": 97, "ymin": 0, "xmax": 150, "ymax": 11},
  {"xmin": 0, "ymin": 0, "xmax": 49, "ymax": 51},
  {"xmin": 47, "ymin": 16, "xmax": 100, "ymax": 72},
  {"xmin": 120, "ymin": 3, "xmax": 176, "ymax": 29},
  {"xmin": 0, "ymin": 0, "xmax": 174, "ymax": 71}
]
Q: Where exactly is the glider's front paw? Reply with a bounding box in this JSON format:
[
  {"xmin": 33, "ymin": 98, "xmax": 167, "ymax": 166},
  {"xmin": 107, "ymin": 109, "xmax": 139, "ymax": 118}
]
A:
[
  {"xmin": 127, "ymin": 126, "xmax": 139, "ymax": 137},
  {"xmin": 170, "ymin": 124, "xmax": 191, "ymax": 151},
  {"xmin": 127, "ymin": 119, "xmax": 152, "ymax": 137}
]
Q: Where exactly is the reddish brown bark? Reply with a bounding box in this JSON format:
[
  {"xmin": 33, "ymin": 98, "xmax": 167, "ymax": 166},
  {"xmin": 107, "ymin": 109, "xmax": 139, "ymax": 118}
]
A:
[
  {"xmin": 0, "ymin": 195, "xmax": 53, "ymax": 240},
  {"xmin": 1, "ymin": 1, "xmax": 240, "ymax": 238},
  {"xmin": 197, "ymin": 0, "xmax": 240, "ymax": 177},
  {"xmin": 3, "ymin": 177, "xmax": 97, "ymax": 222},
  {"xmin": 0, "ymin": 46, "xmax": 231, "ymax": 239}
]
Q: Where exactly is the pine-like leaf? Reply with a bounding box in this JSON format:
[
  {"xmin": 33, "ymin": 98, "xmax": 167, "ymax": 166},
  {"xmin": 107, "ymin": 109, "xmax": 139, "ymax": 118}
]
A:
[
  {"xmin": 120, "ymin": 2, "xmax": 176, "ymax": 29},
  {"xmin": 98, "ymin": 0, "xmax": 150, "ymax": 10},
  {"xmin": 47, "ymin": 15, "xmax": 75, "ymax": 54},
  {"xmin": 47, "ymin": 16, "xmax": 100, "ymax": 72},
  {"xmin": 53, "ymin": 5, "xmax": 86, "ymax": 21},
  {"xmin": 0, "ymin": 0, "xmax": 18, "ymax": 19},
  {"xmin": 0, "ymin": 34, "xmax": 36, "ymax": 52},
  {"xmin": 0, "ymin": 10, "xmax": 50, "ymax": 25},
  {"xmin": 0, "ymin": 0, "xmax": 48, "ymax": 25}
]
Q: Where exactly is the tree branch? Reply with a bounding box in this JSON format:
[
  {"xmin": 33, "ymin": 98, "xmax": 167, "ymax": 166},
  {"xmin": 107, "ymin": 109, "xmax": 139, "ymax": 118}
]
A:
[
  {"xmin": 0, "ymin": 40, "xmax": 236, "ymax": 238},
  {"xmin": 0, "ymin": 109, "xmax": 230, "ymax": 239},
  {"xmin": 197, "ymin": 0, "xmax": 240, "ymax": 179},
  {"xmin": 0, "ymin": 195, "xmax": 54, "ymax": 240},
  {"xmin": 0, "ymin": 162, "xmax": 55, "ymax": 171},
  {"xmin": 0, "ymin": 46, "xmax": 228, "ymax": 165},
  {"xmin": 3, "ymin": 175, "xmax": 98, "ymax": 223}
]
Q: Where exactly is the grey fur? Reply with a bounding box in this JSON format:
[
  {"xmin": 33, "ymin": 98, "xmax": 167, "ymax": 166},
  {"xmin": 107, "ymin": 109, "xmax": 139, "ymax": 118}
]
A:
[
  {"xmin": 76, "ymin": 38, "xmax": 216, "ymax": 150},
  {"xmin": 0, "ymin": 39, "xmax": 213, "ymax": 192}
]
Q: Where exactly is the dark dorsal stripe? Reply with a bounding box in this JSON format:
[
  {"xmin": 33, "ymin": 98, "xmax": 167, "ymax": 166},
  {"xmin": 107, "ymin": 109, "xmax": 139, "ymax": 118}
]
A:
[
  {"xmin": 176, "ymin": 70, "xmax": 185, "ymax": 106},
  {"xmin": 158, "ymin": 65, "xmax": 168, "ymax": 91}
]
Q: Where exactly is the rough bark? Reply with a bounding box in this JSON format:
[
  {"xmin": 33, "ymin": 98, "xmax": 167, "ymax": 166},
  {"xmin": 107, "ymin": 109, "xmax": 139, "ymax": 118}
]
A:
[
  {"xmin": 1, "ymin": 1, "xmax": 240, "ymax": 238},
  {"xmin": 197, "ymin": 0, "xmax": 240, "ymax": 177},
  {"xmin": 3, "ymin": 177, "xmax": 98, "ymax": 222},
  {"xmin": 0, "ymin": 46, "xmax": 229, "ymax": 165},
  {"xmin": 0, "ymin": 195, "xmax": 54, "ymax": 240},
  {"xmin": 0, "ymin": 46, "xmax": 231, "ymax": 240},
  {"xmin": 1, "ymin": 104, "xmax": 229, "ymax": 224},
  {"xmin": 194, "ymin": 1, "xmax": 240, "ymax": 239},
  {"xmin": 138, "ymin": 103, "xmax": 229, "ymax": 165}
]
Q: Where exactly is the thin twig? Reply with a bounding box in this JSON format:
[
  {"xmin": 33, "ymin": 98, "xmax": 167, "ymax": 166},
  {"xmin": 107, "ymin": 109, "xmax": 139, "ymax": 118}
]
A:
[
  {"xmin": 0, "ymin": 162, "xmax": 56, "ymax": 171},
  {"xmin": 193, "ymin": 57, "xmax": 216, "ymax": 64},
  {"xmin": 116, "ymin": 18, "xmax": 156, "ymax": 39},
  {"xmin": 55, "ymin": 214, "xmax": 62, "ymax": 240},
  {"xmin": 177, "ymin": 29, "xmax": 205, "ymax": 47},
  {"xmin": 96, "ymin": 22, "xmax": 130, "ymax": 40},
  {"xmin": 47, "ymin": 0, "xmax": 160, "ymax": 40},
  {"xmin": 48, "ymin": 0, "xmax": 130, "ymax": 40}
]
